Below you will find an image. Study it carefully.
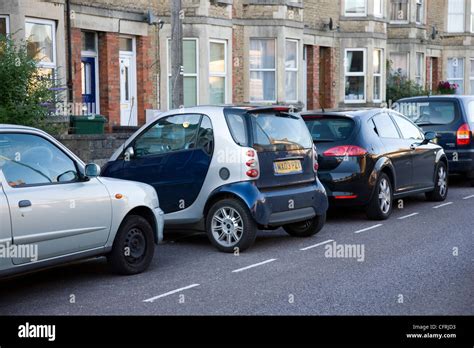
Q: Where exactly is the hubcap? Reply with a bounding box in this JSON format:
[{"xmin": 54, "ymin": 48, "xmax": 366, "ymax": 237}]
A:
[
  {"xmin": 211, "ymin": 207, "xmax": 244, "ymax": 247},
  {"xmin": 124, "ymin": 228, "xmax": 146, "ymax": 264},
  {"xmin": 438, "ymin": 166, "xmax": 447, "ymax": 197},
  {"xmin": 378, "ymin": 178, "xmax": 391, "ymax": 214}
]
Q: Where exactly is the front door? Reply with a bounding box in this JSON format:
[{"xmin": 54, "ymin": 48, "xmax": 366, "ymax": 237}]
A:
[
  {"xmin": 120, "ymin": 54, "xmax": 137, "ymax": 126},
  {"xmin": 0, "ymin": 132, "xmax": 112, "ymax": 264},
  {"xmin": 81, "ymin": 57, "xmax": 96, "ymax": 114}
]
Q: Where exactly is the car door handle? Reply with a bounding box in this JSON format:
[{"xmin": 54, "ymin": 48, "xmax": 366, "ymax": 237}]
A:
[
  {"xmin": 410, "ymin": 144, "xmax": 417, "ymax": 150},
  {"xmin": 18, "ymin": 200, "xmax": 32, "ymax": 208}
]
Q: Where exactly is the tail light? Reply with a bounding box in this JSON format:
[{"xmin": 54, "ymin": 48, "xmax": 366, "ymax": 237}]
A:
[
  {"xmin": 323, "ymin": 145, "xmax": 367, "ymax": 157},
  {"xmin": 244, "ymin": 148, "xmax": 260, "ymax": 179},
  {"xmin": 312, "ymin": 145, "xmax": 319, "ymax": 173},
  {"xmin": 456, "ymin": 123, "xmax": 471, "ymax": 146}
]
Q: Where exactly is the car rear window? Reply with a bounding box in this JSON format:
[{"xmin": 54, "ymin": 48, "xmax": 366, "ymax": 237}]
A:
[
  {"xmin": 225, "ymin": 112, "xmax": 248, "ymax": 146},
  {"xmin": 394, "ymin": 100, "xmax": 457, "ymax": 126},
  {"xmin": 249, "ymin": 112, "xmax": 313, "ymax": 152},
  {"xmin": 304, "ymin": 117, "xmax": 355, "ymax": 142}
]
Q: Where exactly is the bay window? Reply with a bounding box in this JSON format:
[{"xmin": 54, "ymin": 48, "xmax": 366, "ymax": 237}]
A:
[
  {"xmin": 447, "ymin": 58, "xmax": 464, "ymax": 94},
  {"xmin": 345, "ymin": 0, "xmax": 367, "ymax": 16},
  {"xmin": 209, "ymin": 40, "xmax": 227, "ymax": 104},
  {"xmin": 249, "ymin": 39, "xmax": 276, "ymax": 102},
  {"xmin": 373, "ymin": 49, "xmax": 383, "ymax": 102},
  {"xmin": 416, "ymin": 0, "xmax": 424, "ymax": 24},
  {"xmin": 168, "ymin": 38, "xmax": 199, "ymax": 107},
  {"xmin": 390, "ymin": 52, "xmax": 409, "ymax": 77},
  {"xmin": 447, "ymin": 0, "xmax": 465, "ymax": 33},
  {"xmin": 374, "ymin": 0, "xmax": 384, "ymax": 17},
  {"xmin": 25, "ymin": 18, "xmax": 56, "ymax": 78},
  {"xmin": 285, "ymin": 39, "xmax": 298, "ymax": 103},
  {"xmin": 0, "ymin": 15, "xmax": 9, "ymax": 37},
  {"xmin": 390, "ymin": 0, "xmax": 408, "ymax": 22},
  {"xmin": 415, "ymin": 53, "xmax": 424, "ymax": 86},
  {"xmin": 345, "ymin": 49, "xmax": 366, "ymax": 103}
]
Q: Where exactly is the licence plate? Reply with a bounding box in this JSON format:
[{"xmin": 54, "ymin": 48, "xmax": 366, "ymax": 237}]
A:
[{"xmin": 274, "ymin": 160, "xmax": 303, "ymax": 175}]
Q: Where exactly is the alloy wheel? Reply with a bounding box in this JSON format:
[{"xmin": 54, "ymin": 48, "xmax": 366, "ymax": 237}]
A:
[
  {"xmin": 378, "ymin": 178, "xmax": 391, "ymax": 214},
  {"xmin": 437, "ymin": 166, "xmax": 447, "ymax": 197},
  {"xmin": 211, "ymin": 207, "xmax": 244, "ymax": 247}
]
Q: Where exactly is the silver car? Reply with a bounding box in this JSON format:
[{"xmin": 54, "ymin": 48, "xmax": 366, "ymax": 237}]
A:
[{"xmin": 0, "ymin": 124, "xmax": 164, "ymax": 277}]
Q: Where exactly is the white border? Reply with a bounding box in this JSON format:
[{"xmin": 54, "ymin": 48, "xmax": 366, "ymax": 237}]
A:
[
  {"xmin": 25, "ymin": 17, "xmax": 57, "ymax": 69},
  {"xmin": 344, "ymin": 48, "xmax": 366, "ymax": 104},
  {"xmin": 249, "ymin": 38, "xmax": 277, "ymax": 103}
]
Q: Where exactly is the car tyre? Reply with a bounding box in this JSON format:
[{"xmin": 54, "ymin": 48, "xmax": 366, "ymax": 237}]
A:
[
  {"xmin": 108, "ymin": 215, "xmax": 155, "ymax": 275},
  {"xmin": 366, "ymin": 172, "xmax": 393, "ymax": 220},
  {"xmin": 426, "ymin": 162, "xmax": 448, "ymax": 202},
  {"xmin": 283, "ymin": 213, "xmax": 326, "ymax": 237},
  {"xmin": 206, "ymin": 198, "xmax": 257, "ymax": 253}
]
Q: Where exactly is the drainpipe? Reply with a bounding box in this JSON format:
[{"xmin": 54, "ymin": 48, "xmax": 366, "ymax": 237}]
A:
[{"xmin": 66, "ymin": 0, "xmax": 73, "ymax": 103}]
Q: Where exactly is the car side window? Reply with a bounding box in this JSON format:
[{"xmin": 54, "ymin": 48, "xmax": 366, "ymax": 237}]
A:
[
  {"xmin": 134, "ymin": 114, "xmax": 201, "ymax": 157},
  {"xmin": 0, "ymin": 133, "xmax": 78, "ymax": 187},
  {"xmin": 391, "ymin": 114, "xmax": 424, "ymax": 141},
  {"xmin": 196, "ymin": 116, "xmax": 214, "ymax": 155},
  {"xmin": 372, "ymin": 113, "xmax": 400, "ymax": 139}
]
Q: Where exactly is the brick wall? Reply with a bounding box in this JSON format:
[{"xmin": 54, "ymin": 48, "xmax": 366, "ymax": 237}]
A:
[
  {"xmin": 98, "ymin": 32, "xmax": 120, "ymax": 131},
  {"xmin": 232, "ymin": 24, "xmax": 245, "ymax": 103},
  {"xmin": 71, "ymin": 27, "xmax": 82, "ymax": 106},
  {"xmin": 306, "ymin": 45, "xmax": 320, "ymax": 110},
  {"xmin": 136, "ymin": 35, "xmax": 153, "ymax": 126}
]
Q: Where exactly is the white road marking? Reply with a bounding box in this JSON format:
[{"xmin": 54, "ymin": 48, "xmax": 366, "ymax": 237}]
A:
[
  {"xmin": 462, "ymin": 195, "xmax": 474, "ymax": 200},
  {"xmin": 433, "ymin": 202, "xmax": 453, "ymax": 209},
  {"xmin": 300, "ymin": 239, "xmax": 334, "ymax": 251},
  {"xmin": 354, "ymin": 224, "xmax": 383, "ymax": 234},
  {"xmin": 143, "ymin": 284, "xmax": 200, "ymax": 303},
  {"xmin": 398, "ymin": 212, "xmax": 419, "ymax": 220},
  {"xmin": 232, "ymin": 259, "xmax": 277, "ymax": 273}
]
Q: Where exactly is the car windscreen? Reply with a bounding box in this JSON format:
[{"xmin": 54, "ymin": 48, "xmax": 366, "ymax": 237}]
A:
[
  {"xmin": 394, "ymin": 100, "xmax": 457, "ymax": 126},
  {"xmin": 249, "ymin": 112, "xmax": 313, "ymax": 152},
  {"xmin": 304, "ymin": 117, "xmax": 355, "ymax": 143}
]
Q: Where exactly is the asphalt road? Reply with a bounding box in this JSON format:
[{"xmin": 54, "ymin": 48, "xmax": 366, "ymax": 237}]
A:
[{"xmin": 0, "ymin": 177, "xmax": 473, "ymax": 315}]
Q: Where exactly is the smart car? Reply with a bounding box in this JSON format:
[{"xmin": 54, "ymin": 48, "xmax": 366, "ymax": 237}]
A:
[
  {"xmin": 302, "ymin": 109, "xmax": 448, "ymax": 220},
  {"xmin": 0, "ymin": 124, "xmax": 164, "ymax": 277},
  {"xmin": 394, "ymin": 95, "xmax": 474, "ymax": 186},
  {"xmin": 101, "ymin": 106, "xmax": 328, "ymax": 252}
]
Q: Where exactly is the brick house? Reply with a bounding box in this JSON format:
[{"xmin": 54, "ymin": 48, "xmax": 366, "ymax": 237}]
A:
[{"xmin": 0, "ymin": 0, "xmax": 473, "ymax": 132}]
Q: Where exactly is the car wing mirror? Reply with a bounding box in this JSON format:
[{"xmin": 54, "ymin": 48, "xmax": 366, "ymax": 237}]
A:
[
  {"xmin": 423, "ymin": 131, "xmax": 438, "ymax": 144},
  {"xmin": 85, "ymin": 163, "xmax": 101, "ymax": 178},
  {"xmin": 124, "ymin": 146, "xmax": 135, "ymax": 161}
]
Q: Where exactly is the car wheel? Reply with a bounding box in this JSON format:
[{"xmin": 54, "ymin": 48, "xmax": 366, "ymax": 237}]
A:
[
  {"xmin": 426, "ymin": 162, "xmax": 448, "ymax": 202},
  {"xmin": 366, "ymin": 173, "xmax": 393, "ymax": 220},
  {"xmin": 206, "ymin": 198, "xmax": 257, "ymax": 253},
  {"xmin": 108, "ymin": 215, "xmax": 155, "ymax": 275},
  {"xmin": 283, "ymin": 214, "xmax": 326, "ymax": 237}
]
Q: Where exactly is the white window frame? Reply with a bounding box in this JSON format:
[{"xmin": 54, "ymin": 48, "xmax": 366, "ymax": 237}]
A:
[
  {"xmin": 374, "ymin": 0, "xmax": 384, "ymax": 17},
  {"xmin": 471, "ymin": 0, "xmax": 474, "ymax": 32},
  {"xmin": 0, "ymin": 15, "xmax": 9, "ymax": 36},
  {"xmin": 470, "ymin": 58, "xmax": 474, "ymax": 94},
  {"xmin": 285, "ymin": 39, "xmax": 299, "ymax": 103},
  {"xmin": 415, "ymin": 52, "xmax": 424, "ymax": 87},
  {"xmin": 447, "ymin": 57, "xmax": 465, "ymax": 93},
  {"xmin": 344, "ymin": 48, "xmax": 367, "ymax": 104},
  {"xmin": 81, "ymin": 31, "xmax": 100, "ymax": 114},
  {"xmin": 344, "ymin": 0, "xmax": 368, "ymax": 17},
  {"xmin": 447, "ymin": 0, "xmax": 466, "ymax": 33},
  {"xmin": 416, "ymin": 0, "xmax": 424, "ymax": 24},
  {"xmin": 373, "ymin": 49, "xmax": 383, "ymax": 103},
  {"xmin": 209, "ymin": 39, "xmax": 227, "ymax": 104},
  {"xmin": 390, "ymin": 52, "xmax": 410, "ymax": 77},
  {"xmin": 249, "ymin": 38, "xmax": 277, "ymax": 103},
  {"xmin": 167, "ymin": 38, "xmax": 200, "ymax": 109},
  {"xmin": 389, "ymin": 0, "xmax": 409, "ymax": 23},
  {"xmin": 25, "ymin": 17, "xmax": 57, "ymax": 70}
]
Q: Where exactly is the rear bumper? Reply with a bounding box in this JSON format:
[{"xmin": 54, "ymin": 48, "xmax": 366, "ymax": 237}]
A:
[
  {"xmin": 445, "ymin": 149, "xmax": 474, "ymax": 176},
  {"xmin": 318, "ymin": 170, "xmax": 374, "ymax": 207}
]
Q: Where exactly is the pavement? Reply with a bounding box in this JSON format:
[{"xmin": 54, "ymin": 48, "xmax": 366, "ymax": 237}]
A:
[{"xmin": 0, "ymin": 177, "xmax": 472, "ymax": 316}]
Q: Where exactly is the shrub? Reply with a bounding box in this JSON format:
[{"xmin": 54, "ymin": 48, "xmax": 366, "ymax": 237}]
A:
[
  {"xmin": 437, "ymin": 81, "xmax": 457, "ymax": 95},
  {"xmin": 386, "ymin": 60, "xmax": 428, "ymax": 103}
]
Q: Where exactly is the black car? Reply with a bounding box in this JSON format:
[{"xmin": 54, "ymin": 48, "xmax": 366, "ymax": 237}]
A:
[
  {"xmin": 302, "ymin": 109, "xmax": 449, "ymax": 220},
  {"xmin": 394, "ymin": 96, "xmax": 474, "ymax": 185}
]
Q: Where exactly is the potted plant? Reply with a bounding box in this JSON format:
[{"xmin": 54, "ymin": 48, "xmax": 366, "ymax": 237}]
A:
[{"xmin": 437, "ymin": 81, "xmax": 457, "ymax": 95}]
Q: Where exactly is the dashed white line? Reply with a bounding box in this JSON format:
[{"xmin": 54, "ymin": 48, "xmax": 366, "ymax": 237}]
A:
[
  {"xmin": 300, "ymin": 239, "xmax": 334, "ymax": 251},
  {"xmin": 354, "ymin": 224, "xmax": 383, "ymax": 234},
  {"xmin": 433, "ymin": 202, "xmax": 453, "ymax": 209},
  {"xmin": 143, "ymin": 284, "xmax": 200, "ymax": 303},
  {"xmin": 462, "ymin": 195, "xmax": 474, "ymax": 200},
  {"xmin": 232, "ymin": 259, "xmax": 277, "ymax": 273},
  {"xmin": 398, "ymin": 212, "xmax": 419, "ymax": 220}
]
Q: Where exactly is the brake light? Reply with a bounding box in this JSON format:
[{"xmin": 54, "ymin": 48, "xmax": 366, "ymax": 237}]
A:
[
  {"xmin": 312, "ymin": 145, "xmax": 319, "ymax": 173},
  {"xmin": 335, "ymin": 195, "xmax": 358, "ymax": 200},
  {"xmin": 323, "ymin": 146, "xmax": 367, "ymax": 157},
  {"xmin": 456, "ymin": 123, "xmax": 471, "ymax": 146},
  {"xmin": 244, "ymin": 147, "xmax": 260, "ymax": 179}
]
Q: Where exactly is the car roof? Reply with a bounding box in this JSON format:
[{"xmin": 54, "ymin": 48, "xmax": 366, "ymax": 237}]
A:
[
  {"xmin": 397, "ymin": 95, "xmax": 474, "ymax": 102},
  {"xmin": 301, "ymin": 108, "xmax": 383, "ymax": 119},
  {"xmin": 0, "ymin": 124, "xmax": 41, "ymax": 132}
]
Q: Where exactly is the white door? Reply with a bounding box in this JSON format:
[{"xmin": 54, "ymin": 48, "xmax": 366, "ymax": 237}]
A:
[{"xmin": 120, "ymin": 54, "xmax": 137, "ymax": 126}]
